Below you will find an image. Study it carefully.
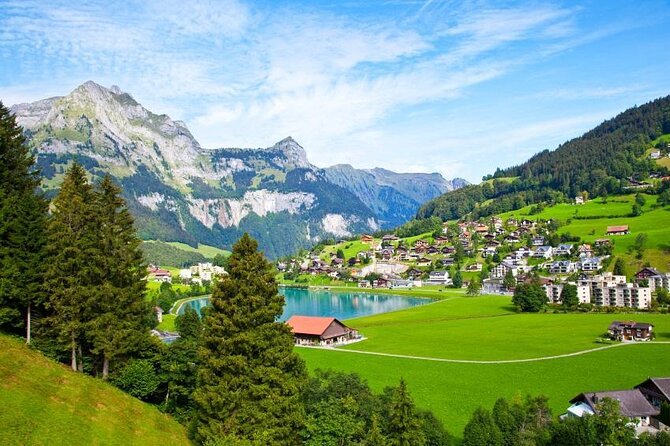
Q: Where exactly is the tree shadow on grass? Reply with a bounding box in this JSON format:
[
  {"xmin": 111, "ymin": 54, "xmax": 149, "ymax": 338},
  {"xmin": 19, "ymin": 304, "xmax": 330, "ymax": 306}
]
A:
[{"xmin": 654, "ymin": 331, "xmax": 670, "ymax": 341}]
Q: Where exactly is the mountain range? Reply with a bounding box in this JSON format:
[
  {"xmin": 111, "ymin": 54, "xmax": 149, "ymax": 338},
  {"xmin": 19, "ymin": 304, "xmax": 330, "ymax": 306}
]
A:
[{"xmin": 10, "ymin": 81, "xmax": 466, "ymax": 258}]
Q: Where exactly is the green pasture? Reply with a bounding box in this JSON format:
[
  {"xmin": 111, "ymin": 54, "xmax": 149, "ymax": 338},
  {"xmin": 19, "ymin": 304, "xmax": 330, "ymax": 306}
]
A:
[
  {"xmin": 299, "ymin": 344, "xmax": 670, "ymax": 440},
  {"xmin": 298, "ymin": 293, "xmax": 670, "ymax": 440},
  {"xmin": 341, "ymin": 294, "xmax": 670, "ymax": 360}
]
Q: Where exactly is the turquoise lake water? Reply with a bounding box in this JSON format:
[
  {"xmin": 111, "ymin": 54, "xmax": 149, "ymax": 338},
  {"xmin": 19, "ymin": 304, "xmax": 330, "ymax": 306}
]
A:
[{"xmin": 177, "ymin": 287, "xmax": 429, "ymax": 321}]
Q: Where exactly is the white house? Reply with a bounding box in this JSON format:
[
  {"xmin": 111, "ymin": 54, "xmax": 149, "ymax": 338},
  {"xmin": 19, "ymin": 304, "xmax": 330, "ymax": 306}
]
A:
[
  {"xmin": 533, "ymin": 246, "xmax": 553, "ymax": 259},
  {"xmin": 579, "ymin": 257, "xmax": 602, "ymax": 272},
  {"xmin": 554, "ymin": 244, "xmax": 574, "ymax": 256},
  {"xmin": 549, "ymin": 261, "xmax": 576, "ymax": 274},
  {"xmin": 427, "ymin": 270, "xmax": 452, "ymax": 285}
]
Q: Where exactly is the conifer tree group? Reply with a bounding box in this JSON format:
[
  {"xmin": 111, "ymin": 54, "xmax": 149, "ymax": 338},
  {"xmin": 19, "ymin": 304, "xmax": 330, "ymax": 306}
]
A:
[{"xmin": 0, "ymin": 100, "xmax": 151, "ymax": 377}]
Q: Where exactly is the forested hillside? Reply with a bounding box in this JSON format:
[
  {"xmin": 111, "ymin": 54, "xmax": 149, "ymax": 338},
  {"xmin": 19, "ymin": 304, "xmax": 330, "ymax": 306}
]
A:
[{"xmin": 418, "ymin": 95, "xmax": 670, "ymax": 221}]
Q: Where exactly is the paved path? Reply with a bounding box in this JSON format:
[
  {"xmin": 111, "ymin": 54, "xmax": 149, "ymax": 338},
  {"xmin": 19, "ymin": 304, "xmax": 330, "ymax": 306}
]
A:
[{"xmin": 299, "ymin": 341, "xmax": 670, "ymax": 364}]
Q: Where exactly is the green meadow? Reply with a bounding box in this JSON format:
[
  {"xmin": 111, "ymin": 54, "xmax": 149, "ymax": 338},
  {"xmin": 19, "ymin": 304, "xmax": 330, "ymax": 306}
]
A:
[{"xmin": 297, "ymin": 293, "xmax": 670, "ymax": 440}]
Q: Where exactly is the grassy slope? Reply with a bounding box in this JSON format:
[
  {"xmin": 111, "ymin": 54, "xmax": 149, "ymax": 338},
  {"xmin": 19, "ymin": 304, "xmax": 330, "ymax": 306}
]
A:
[
  {"xmin": 164, "ymin": 241, "xmax": 231, "ymax": 258},
  {"xmin": 0, "ymin": 335, "xmax": 188, "ymax": 446},
  {"xmin": 298, "ymin": 293, "xmax": 670, "ymax": 439}
]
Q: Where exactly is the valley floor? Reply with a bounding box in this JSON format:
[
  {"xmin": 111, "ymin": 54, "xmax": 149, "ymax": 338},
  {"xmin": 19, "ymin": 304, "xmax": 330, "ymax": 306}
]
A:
[{"xmin": 297, "ymin": 292, "xmax": 670, "ymax": 440}]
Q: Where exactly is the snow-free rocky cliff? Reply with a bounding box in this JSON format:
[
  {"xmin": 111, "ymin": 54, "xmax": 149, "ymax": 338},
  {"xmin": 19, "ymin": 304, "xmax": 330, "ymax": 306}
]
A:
[{"xmin": 11, "ymin": 81, "xmax": 466, "ymax": 258}]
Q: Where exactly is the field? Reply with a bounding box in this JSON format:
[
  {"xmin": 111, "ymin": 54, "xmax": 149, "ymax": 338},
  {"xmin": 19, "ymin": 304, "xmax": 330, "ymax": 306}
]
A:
[
  {"xmin": 297, "ymin": 292, "xmax": 670, "ymax": 440},
  {"xmin": 163, "ymin": 241, "xmax": 231, "ymax": 258},
  {"xmin": 498, "ymin": 194, "xmax": 670, "ymax": 272},
  {"xmin": 0, "ymin": 335, "xmax": 188, "ymax": 446}
]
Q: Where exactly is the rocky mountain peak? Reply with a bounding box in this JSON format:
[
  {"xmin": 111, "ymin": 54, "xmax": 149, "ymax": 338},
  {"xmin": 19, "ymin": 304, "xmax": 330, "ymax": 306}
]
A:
[{"xmin": 268, "ymin": 136, "xmax": 311, "ymax": 169}]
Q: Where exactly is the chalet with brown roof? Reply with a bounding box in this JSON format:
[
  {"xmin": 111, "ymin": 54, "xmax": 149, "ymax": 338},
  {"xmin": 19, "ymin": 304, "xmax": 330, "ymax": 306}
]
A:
[
  {"xmin": 360, "ymin": 234, "xmax": 374, "ymax": 243},
  {"xmin": 606, "ymin": 225, "xmax": 630, "ymax": 235},
  {"xmin": 635, "ymin": 267, "xmax": 663, "ymax": 282},
  {"xmin": 636, "ymin": 378, "xmax": 670, "ymax": 409},
  {"xmin": 286, "ymin": 315, "xmax": 359, "ymax": 346},
  {"xmin": 608, "ymin": 321, "xmax": 654, "ymax": 341},
  {"xmin": 566, "ymin": 390, "xmax": 659, "ymax": 427}
]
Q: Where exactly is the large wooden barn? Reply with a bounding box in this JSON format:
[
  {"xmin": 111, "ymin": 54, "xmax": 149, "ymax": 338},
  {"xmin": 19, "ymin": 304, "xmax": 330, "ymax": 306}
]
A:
[{"xmin": 286, "ymin": 315, "xmax": 359, "ymax": 347}]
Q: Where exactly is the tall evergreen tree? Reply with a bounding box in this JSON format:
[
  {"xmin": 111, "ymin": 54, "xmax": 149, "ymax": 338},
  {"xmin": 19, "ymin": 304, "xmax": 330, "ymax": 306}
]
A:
[
  {"xmin": 44, "ymin": 163, "xmax": 98, "ymax": 371},
  {"xmin": 87, "ymin": 175, "xmax": 152, "ymax": 379},
  {"xmin": 386, "ymin": 379, "xmax": 426, "ymax": 446},
  {"xmin": 463, "ymin": 407, "xmax": 503, "ymax": 446},
  {"xmin": 191, "ymin": 233, "xmax": 307, "ymax": 445},
  {"xmin": 0, "ymin": 101, "xmax": 48, "ymax": 342}
]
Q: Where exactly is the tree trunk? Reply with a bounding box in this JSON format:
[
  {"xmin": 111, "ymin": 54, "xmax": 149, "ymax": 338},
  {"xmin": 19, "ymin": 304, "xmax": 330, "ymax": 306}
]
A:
[
  {"xmin": 71, "ymin": 333, "xmax": 77, "ymax": 371},
  {"xmin": 26, "ymin": 303, "xmax": 31, "ymax": 345},
  {"xmin": 77, "ymin": 345, "xmax": 84, "ymax": 372},
  {"xmin": 102, "ymin": 356, "xmax": 109, "ymax": 380}
]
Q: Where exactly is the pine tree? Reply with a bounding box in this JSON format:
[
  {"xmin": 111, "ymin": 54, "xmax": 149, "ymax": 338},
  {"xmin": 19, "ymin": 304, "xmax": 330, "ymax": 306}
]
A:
[
  {"xmin": 87, "ymin": 175, "xmax": 152, "ymax": 379},
  {"xmin": 191, "ymin": 233, "xmax": 307, "ymax": 445},
  {"xmin": 463, "ymin": 407, "xmax": 503, "ymax": 446},
  {"xmin": 44, "ymin": 163, "xmax": 98, "ymax": 371},
  {"xmin": 386, "ymin": 379, "xmax": 426, "ymax": 446},
  {"xmin": 0, "ymin": 101, "xmax": 48, "ymax": 342},
  {"xmin": 362, "ymin": 415, "xmax": 388, "ymax": 446}
]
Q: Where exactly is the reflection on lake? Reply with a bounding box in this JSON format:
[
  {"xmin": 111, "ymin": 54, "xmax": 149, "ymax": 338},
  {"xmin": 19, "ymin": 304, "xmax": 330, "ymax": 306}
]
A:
[{"xmin": 177, "ymin": 287, "xmax": 429, "ymax": 321}]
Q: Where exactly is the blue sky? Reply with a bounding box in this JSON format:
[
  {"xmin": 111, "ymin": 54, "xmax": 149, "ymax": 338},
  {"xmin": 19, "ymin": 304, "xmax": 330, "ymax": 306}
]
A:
[{"xmin": 1, "ymin": 0, "xmax": 670, "ymax": 182}]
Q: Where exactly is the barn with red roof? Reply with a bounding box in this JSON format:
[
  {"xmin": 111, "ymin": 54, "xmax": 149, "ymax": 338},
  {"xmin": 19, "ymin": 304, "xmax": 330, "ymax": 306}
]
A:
[{"xmin": 286, "ymin": 315, "xmax": 359, "ymax": 346}]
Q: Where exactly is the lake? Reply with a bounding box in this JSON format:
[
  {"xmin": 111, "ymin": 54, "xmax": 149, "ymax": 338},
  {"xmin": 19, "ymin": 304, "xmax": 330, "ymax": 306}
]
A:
[{"xmin": 177, "ymin": 287, "xmax": 430, "ymax": 321}]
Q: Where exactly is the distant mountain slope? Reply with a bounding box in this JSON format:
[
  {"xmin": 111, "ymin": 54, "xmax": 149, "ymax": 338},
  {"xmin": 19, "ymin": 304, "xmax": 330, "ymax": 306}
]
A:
[
  {"xmin": 418, "ymin": 95, "xmax": 670, "ymax": 221},
  {"xmin": 325, "ymin": 164, "xmax": 467, "ymax": 228},
  {"xmin": 10, "ymin": 81, "xmax": 464, "ymax": 258},
  {"xmin": 0, "ymin": 334, "xmax": 187, "ymax": 445}
]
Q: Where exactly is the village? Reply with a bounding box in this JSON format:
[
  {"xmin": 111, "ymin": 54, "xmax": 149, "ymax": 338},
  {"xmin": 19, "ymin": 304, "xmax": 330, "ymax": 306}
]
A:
[{"xmin": 279, "ymin": 210, "xmax": 670, "ymax": 311}]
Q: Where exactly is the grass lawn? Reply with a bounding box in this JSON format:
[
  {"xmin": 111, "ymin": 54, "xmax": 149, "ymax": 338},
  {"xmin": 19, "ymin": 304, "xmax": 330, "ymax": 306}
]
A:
[
  {"xmin": 299, "ymin": 344, "xmax": 670, "ymax": 441},
  {"xmin": 297, "ymin": 294, "xmax": 670, "ymax": 440},
  {"xmin": 0, "ymin": 335, "xmax": 187, "ymax": 446},
  {"xmin": 340, "ymin": 295, "xmax": 670, "ymax": 360}
]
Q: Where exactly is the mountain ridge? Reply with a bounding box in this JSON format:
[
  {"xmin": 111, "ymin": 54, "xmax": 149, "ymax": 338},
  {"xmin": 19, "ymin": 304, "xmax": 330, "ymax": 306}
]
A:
[{"xmin": 10, "ymin": 81, "xmax": 465, "ymax": 258}]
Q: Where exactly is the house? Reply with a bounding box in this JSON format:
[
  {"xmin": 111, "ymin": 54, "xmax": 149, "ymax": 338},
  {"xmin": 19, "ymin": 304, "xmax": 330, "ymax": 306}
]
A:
[
  {"xmin": 179, "ymin": 268, "xmax": 192, "ymax": 282},
  {"xmin": 382, "ymin": 234, "xmax": 399, "ymax": 242},
  {"xmin": 532, "ymin": 236, "xmax": 545, "ymax": 246},
  {"xmin": 515, "ymin": 247, "xmax": 533, "ymax": 259},
  {"xmin": 358, "ymin": 280, "xmax": 370, "ymax": 288},
  {"xmin": 533, "ymin": 246, "xmax": 553, "ymax": 259},
  {"xmin": 577, "ymin": 244, "xmax": 593, "ymax": 258},
  {"xmin": 650, "ymin": 150, "xmax": 662, "ymax": 160},
  {"xmin": 565, "ymin": 390, "xmax": 659, "ymax": 428},
  {"xmin": 554, "ymin": 244, "xmax": 573, "ymax": 256},
  {"xmin": 416, "ymin": 257, "xmax": 432, "ymax": 267},
  {"xmin": 490, "ymin": 262, "xmax": 518, "ymax": 279},
  {"xmin": 635, "ymin": 378, "xmax": 670, "ymax": 409},
  {"xmin": 505, "ymin": 235, "xmax": 521, "ymax": 244},
  {"xmin": 148, "ymin": 266, "xmax": 172, "ymax": 283},
  {"xmin": 579, "ymin": 257, "xmax": 602, "ymax": 272},
  {"xmin": 437, "ymin": 257, "xmax": 455, "ymax": 267},
  {"xmin": 373, "ymin": 278, "xmax": 390, "ymax": 288},
  {"xmin": 406, "ymin": 268, "xmax": 423, "ymax": 280},
  {"xmin": 606, "ymin": 225, "xmax": 630, "ymax": 236},
  {"xmin": 427, "ymin": 270, "xmax": 452, "ymax": 285},
  {"xmin": 578, "ymin": 273, "xmax": 652, "ymax": 309},
  {"xmin": 286, "ymin": 316, "xmax": 359, "ymax": 346},
  {"xmin": 608, "ymin": 321, "xmax": 654, "ymax": 341},
  {"xmin": 549, "ymin": 261, "xmax": 576, "ymax": 274},
  {"xmin": 574, "ymin": 196, "xmax": 584, "ymax": 205},
  {"xmin": 635, "ymin": 267, "xmax": 663, "ymax": 282},
  {"xmin": 360, "ymin": 234, "xmax": 374, "ymax": 244},
  {"xmin": 466, "ymin": 263, "xmax": 483, "ymax": 272}
]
